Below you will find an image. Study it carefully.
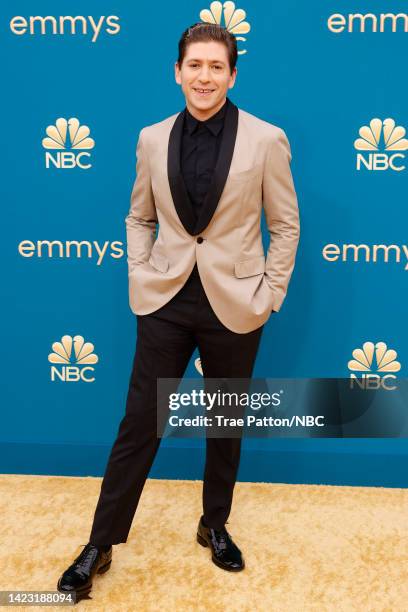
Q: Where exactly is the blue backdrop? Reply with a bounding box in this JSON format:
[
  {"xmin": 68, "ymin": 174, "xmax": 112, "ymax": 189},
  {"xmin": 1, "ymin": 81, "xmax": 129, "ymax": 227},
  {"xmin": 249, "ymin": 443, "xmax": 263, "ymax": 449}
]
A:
[{"xmin": 2, "ymin": 0, "xmax": 408, "ymax": 486}]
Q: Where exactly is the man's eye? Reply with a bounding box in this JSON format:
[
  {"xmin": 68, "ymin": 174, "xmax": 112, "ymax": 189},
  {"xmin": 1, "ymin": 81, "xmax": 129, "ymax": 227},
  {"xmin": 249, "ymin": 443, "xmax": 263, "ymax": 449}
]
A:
[{"xmin": 188, "ymin": 64, "xmax": 222, "ymax": 69}]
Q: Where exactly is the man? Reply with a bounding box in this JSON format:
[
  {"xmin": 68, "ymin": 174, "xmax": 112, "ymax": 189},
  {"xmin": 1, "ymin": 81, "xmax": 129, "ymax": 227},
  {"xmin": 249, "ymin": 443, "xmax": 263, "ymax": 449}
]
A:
[{"xmin": 57, "ymin": 22, "xmax": 299, "ymax": 600}]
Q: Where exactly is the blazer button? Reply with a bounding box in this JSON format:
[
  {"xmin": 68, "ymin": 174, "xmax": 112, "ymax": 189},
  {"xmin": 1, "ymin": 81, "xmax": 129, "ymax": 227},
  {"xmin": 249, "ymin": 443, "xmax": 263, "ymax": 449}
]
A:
[{"xmin": 197, "ymin": 237, "xmax": 204, "ymax": 243}]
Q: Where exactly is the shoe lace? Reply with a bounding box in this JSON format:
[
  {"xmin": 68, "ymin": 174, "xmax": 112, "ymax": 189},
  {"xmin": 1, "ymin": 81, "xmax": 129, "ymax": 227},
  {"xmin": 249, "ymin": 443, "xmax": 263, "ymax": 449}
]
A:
[
  {"xmin": 74, "ymin": 544, "xmax": 98, "ymax": 574},
  {"xmin": 210, "ymin": 528, "xmax": 229, "ymax": 551}
]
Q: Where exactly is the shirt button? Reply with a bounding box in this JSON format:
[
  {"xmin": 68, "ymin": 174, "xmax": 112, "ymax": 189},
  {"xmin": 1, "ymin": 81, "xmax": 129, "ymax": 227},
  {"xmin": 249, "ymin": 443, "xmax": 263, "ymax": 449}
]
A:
[{"xmin": 197, "ymin": 236, "xmax": 204, "ymax": 243}]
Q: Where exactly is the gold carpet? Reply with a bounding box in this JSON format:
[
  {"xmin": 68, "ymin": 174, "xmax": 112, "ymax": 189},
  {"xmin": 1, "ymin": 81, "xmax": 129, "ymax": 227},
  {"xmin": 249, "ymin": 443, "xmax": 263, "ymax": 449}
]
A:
[{"xmin": 1, "ymin": 474, "xmax": 408, "ymax": 611}]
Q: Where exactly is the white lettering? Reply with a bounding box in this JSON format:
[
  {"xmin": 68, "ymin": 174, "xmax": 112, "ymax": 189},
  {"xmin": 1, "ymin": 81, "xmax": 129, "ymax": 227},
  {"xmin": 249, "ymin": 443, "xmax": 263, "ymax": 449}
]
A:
[
  {"xmin": 328, "ymin": 12, "xmax": 408, "ymax": 33},
  {"xmin": 10, "ymin": 16, "xmax": 27, "ymax": 35}
]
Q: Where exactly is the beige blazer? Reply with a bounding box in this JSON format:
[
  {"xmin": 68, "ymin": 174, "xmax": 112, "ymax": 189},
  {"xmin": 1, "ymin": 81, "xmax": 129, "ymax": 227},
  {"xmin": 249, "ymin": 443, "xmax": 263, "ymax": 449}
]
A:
[{"xmin": 125, "ymin": 98, "xmax": 300, "ymax": 334}]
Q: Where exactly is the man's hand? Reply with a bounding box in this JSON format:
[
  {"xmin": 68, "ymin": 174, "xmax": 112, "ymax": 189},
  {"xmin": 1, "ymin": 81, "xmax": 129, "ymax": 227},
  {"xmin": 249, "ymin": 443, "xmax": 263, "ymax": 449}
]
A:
[{"xmin": 125, "ymin": 129, "xmax": 158, "ymax": 275}]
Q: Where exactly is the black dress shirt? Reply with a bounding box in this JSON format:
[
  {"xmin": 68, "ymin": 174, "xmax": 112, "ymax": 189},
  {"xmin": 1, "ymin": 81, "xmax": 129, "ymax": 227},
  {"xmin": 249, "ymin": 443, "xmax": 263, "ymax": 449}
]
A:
[{"xmin": 180, "ymin": 99, "xmax": 228, "ymax": 220}]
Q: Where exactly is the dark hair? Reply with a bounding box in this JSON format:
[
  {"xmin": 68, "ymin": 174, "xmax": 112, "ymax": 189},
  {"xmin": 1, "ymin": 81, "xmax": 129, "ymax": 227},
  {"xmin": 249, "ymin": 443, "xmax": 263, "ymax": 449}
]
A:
[{"xmin": 177, "ymin": 23, "xmax": 237, "ymax": 74}]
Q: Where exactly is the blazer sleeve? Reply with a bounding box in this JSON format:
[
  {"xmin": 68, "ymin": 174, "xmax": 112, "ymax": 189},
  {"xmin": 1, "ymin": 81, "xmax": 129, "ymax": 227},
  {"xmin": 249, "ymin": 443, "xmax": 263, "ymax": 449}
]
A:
[
  {"xmin": 262, "ymin": 128, "xmax": 300, "ymax": 312},
  {"xmin": 125, "ymin": 128, "xmax": 158, "ymax": 275}
]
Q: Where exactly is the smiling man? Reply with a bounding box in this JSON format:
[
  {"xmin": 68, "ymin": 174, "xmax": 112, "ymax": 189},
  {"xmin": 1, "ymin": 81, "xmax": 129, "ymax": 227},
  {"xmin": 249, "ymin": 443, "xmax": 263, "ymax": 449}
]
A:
[
  {"xmin": 57, "ymin": 22, "xmax": 300, "ymax": 600},
  {"xmin": 176, "ymin": 36, "xmax": 236, "ymax": 118}
]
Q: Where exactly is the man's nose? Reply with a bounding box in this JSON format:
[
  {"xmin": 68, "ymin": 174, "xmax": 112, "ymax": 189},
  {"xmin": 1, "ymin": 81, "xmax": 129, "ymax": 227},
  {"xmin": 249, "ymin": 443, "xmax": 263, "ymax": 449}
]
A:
[{"xmin": 198, "ymin": 66, "xmax": 211, "ymax": 82}]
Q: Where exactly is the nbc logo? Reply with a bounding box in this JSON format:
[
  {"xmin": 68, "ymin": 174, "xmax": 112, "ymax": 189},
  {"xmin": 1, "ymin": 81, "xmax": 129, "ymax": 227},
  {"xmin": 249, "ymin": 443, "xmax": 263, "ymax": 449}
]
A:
[
  {"xmin": 48, "ymin": 335, "xmax": 99, "ymax": 382},
  {"xmin": 195, "ymin": 357, "xmax": 203, "ymax": 375},
  {"xmin": 200, "ymin": 1, "xmax": 250, "ymax": 55},
  {"xmin": 42, "ymin": 117, "xmax": 95, "ymax": 169},
  {"xmin": 354, "ymin": 118, "xmax": 408, "ymax": 172},
  {"xmin": 348, "ymin": 341, "xmax": 401, "ymax": 390}
]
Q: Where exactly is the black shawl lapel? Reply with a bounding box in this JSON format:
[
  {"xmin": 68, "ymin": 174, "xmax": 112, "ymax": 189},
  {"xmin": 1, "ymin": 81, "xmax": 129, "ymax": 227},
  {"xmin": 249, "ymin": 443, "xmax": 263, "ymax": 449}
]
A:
[
  {"xmin": 167, "ymin": 97, "xmax": 239, "ymax": 236},
  {"xmin": 167, "ymin": 109, "xmax": 197, "ymax": 235}
]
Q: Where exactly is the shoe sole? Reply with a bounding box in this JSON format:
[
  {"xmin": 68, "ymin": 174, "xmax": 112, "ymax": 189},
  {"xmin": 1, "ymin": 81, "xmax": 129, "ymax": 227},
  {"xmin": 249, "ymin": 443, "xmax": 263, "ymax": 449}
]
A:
[
  {"xmin": 57, "ymin": 559, "xmax": 112, "ymax": 603},
  {"xmin": 196, "ymin": 533, "xmax": 245, "ymax": 572}
]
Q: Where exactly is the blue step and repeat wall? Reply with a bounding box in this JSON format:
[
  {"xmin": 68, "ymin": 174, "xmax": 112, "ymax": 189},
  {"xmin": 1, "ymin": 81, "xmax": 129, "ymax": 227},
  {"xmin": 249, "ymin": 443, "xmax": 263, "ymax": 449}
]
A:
[{"xmin": 2, "ymin": 1, "xmax": 408, "ymax": 485}]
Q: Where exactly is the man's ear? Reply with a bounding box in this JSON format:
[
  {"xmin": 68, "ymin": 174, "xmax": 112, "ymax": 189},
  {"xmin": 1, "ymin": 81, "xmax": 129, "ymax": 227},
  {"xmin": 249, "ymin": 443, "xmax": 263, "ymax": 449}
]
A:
[
  {"xmin": 175, "ymin": 61, "xmax": 182, "ymax": 85},
  {"xmin": 228, "ymin": 67, "xmax": 237, "ymax": 89}
]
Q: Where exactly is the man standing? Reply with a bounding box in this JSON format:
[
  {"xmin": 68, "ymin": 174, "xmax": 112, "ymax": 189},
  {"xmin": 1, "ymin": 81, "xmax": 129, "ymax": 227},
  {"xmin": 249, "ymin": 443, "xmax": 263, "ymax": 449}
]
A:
[{"xmin": 57, "ymin": 22, "xmax": 299, "ymax": 600}]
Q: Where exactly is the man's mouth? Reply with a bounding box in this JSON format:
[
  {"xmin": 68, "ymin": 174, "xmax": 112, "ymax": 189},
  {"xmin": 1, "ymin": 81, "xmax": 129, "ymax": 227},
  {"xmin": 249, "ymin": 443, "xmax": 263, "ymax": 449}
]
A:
[{"xmin": 192, "ymin": 87, "xmax": 215, "ymax": 96}]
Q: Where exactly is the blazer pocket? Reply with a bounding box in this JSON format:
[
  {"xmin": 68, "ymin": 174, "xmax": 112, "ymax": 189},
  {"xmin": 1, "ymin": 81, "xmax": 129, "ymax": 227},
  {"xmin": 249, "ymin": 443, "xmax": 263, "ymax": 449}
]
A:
[
  {"xmin": 234, "ymin": 255, "xmax": 265, "ymax": 278},
  {"xmin": 148, "ymin": 249, "xmax": 169, "ymax": 273},
  {"xmin": 228, "ymin": 164, "xmax": 263, "ymax": 182}
]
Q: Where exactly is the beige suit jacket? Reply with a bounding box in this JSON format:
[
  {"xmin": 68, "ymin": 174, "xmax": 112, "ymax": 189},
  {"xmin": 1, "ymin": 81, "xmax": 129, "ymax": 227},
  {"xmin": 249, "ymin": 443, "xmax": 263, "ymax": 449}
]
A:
[{"xmin": 125, "ymin": 98, "xmax": 300, "ymax": 334}]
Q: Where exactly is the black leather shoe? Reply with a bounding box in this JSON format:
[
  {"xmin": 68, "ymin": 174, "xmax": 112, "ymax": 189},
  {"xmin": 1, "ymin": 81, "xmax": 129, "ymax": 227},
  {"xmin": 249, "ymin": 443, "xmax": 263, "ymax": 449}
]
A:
[
  {"xmin": 196, "ymin": 516, "xmax": 245, "ymax": 571},
  {"xmin": 57, "ymin": 543, "xmax": 112, "ymax": 601}
]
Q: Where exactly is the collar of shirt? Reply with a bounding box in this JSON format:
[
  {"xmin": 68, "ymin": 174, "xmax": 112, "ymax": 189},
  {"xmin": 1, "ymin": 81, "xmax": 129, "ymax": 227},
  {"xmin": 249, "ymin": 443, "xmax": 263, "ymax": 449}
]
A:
[{"xmin": 184, "ymin": 98, "xmax": 228, "ymax": 136}]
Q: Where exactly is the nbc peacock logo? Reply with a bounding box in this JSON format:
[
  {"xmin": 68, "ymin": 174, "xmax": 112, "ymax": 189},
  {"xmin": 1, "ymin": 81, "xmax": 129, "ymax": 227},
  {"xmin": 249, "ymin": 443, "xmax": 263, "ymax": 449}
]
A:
[
  {"xmin": 200, "ymin": 1, "xmax": 250, "ymax": 55},
  {"xmin": 348, "ymin": 341, "xmax": 401, "ymax": 390},
  {"xmin": 195, "ymin": 357, "xmax": 203, "ymax": 375},
  {"xmin": 42, "ymin": 117, "xmax": 95, "ymax": 170},
  {"xmin": 354, "ymin": 118, "xmax": 408, "ymax": 172},
  {"xmin": 48, "ymin": 334, "xmax": 99, "ymax": 382}
]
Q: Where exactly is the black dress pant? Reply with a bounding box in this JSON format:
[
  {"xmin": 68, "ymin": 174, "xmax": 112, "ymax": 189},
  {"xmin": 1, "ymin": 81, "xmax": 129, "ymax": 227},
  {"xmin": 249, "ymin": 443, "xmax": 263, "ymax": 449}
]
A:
[{"xmin": 89, "ymin": 263, "xmax": 264, "ymax": 545}]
